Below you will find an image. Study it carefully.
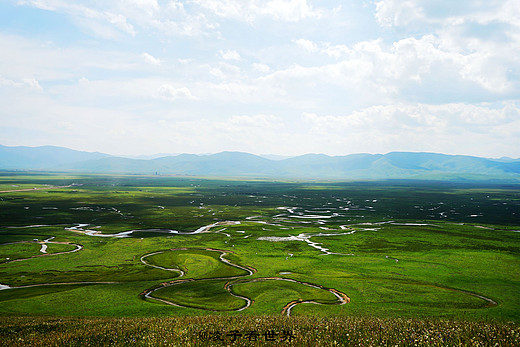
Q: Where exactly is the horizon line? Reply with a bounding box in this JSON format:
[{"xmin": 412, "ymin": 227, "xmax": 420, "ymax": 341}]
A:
[{"xmin": 1, "ymin": 144, "xmax": 518, "ymax": 161}]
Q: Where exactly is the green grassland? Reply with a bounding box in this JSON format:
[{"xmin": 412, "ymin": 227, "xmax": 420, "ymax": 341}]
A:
[
  {"xmin": 153, "ymin": 279, "xmax": 247, "ymax": 311},
  {"xmin": 2, "ymin": 315, "xmax": 519, "ymax": 346},
  {"xmin": 0, "ymin": 172, "xmax": 519, "ymax": 344},
  {"xmin": 144, "ymin": 249, "xmax": 247, "ymax": 279}
]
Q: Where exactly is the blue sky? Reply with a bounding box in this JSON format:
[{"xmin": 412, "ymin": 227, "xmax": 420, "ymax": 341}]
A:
[{"xmin": 1, "ymin": 0, "xmax": 519, "ymax": 158}]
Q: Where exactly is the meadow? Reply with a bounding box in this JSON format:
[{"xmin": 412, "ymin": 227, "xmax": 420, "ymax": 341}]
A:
[{"xmin": 0, "ymin": 172, "xmax": 519, "ymax": 345}]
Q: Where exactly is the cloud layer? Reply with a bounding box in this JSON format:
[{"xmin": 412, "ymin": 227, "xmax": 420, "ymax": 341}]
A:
[{"xmin": 1, "ymin": 0, "xmax": 519, "ymax": 157}]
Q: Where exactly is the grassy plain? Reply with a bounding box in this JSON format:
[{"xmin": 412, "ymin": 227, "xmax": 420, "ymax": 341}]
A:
[{"xmin": 0, "ymin": 172, "xmax": 519, "ymax": 344}]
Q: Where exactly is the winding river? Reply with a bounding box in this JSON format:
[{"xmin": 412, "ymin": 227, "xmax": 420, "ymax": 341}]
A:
[
  {"xmin": 0, "ymin": 220, "xmax": 499, "ymax": 315},
  {"xmin": 0, "ymin": 239, "xmax": 82, "ymax": 264},
  {"xmin": 139, "ymin": 247, "xmax": 350, "ymax": 315}
]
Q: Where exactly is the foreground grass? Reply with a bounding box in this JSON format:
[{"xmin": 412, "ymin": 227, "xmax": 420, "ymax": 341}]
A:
[{"xmin": 1, "ymin": 315, "xmax": 519, "ymax": 346}]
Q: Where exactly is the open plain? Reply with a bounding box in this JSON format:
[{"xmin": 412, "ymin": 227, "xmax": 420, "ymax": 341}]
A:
[{"xmin": 1, "ymin": 172, "xmax": 519, "ymax": 345}]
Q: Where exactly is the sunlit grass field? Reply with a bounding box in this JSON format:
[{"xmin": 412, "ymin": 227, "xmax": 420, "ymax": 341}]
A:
[{"xmin": 0, "ymin": 172, "xmax": 519, "ymax": 344}]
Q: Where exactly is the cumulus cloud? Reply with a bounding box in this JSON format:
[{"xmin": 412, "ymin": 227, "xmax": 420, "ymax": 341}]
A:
[
  {"xmin": 252, "ymin": 63, "xmax": 270, "ymax": 73},
  {"xmin": 156, "ymin": 84, "xmax": 197, "ymax": 101},
  {"xmin": 141, "ymin": 52, "xmax": 161, "ymax": 65},
  {"xmin": 22, "ymin": 78, "xmax": 44, "ymax": 91},
  {"xmin": 220, "ymin": 50, "xmax": 241, "ymax": 61},
  {"xmin": 263, "ymin": 32, "xmax": 519, "ymax": 105},
  {"xmin": 126, "ymin": 0, "xmax": 160, "ymax": 15},
  {"xmin": 191, "ymin": 0, "xmax": 322, "ymax": 22},
  {"xmin": 208, "ymin": 62, "xmax": 242, "ymax": 80},
  {"xmin": 104, "ymin": 12, "xmax": 136, "ymax": 36},
  {"xmin": 5, "ymin": 0, "xmax": 520, "ymax": 157},
  {"xmin": 300, "ymin": 102, "xmax": 520, "ymax": 157},
  {"xmin": 370, "ymin": 1, "xmax": 520, "ymax": 98},
  {"xmin": 0, "ymin": 76, "xmax": 43, "ymax": 91},
  {"xmin": 303, "ymin": 103, "xmax": 519, "ymax": 131},
  {"xmin": 294, "ymin": 38, "xmax": 318, "ymax": 52},
  {"xmin": 374, "ymin": 0, "xmax": 425, "ymax": 28},
  {"xmin": 375, "ymin": 0, "xmax": 520, "ymax": 30}
]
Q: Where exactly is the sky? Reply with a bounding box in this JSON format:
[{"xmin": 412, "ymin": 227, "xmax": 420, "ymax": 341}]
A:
[{"xmin": 0, "ymin": 0, "xmax": 519, "ymax": 158}]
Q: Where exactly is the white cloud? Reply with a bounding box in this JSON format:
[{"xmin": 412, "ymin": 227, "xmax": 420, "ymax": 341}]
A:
[
  {"xmin": 4, "ymin": 0, "xmax": 519, "ymax": 158},
  {"xmin": 220, "ymin": 50, "xmax": 241, "ymax": 61},
  {"xmin": 374, "ymin": 0, "xmax": 425, "ymax": 28},
  {"xmin": 22, "ymin": 78, "xmax": 43, "ymax": 91},
  {"xmin": 373, "ymin": 0, "xmax": 520, "ymax": 62},
  {"xmin": 16, "ymin": 0, "xmax": 214, "ymax": 38},
  {"xmin": 375, "ymin": 0, "xmax": 520, "ymax": 30},
  {"xmin": 156, "ymin": 84, "xmax": 197, "ymax": 101},
  {"xmin": 262, "ymin": 0, "xmax": 321, "ymax": 21},
  {"xmin": 141, "ymin": 52, "xmax": 161, "ymax": 65},
  {"xmin": 153, "ymin": 113, "xmax": 307, "ymax": 155},
  {"xmin": 321, "ymin": 43, "xmax": 350, "ymax": 59},
  {"xmin": 373, "ymin": 1, "xmax": 520, "ymax": 66},
  {"xmin": 104, "ymin": 12, "xmax": 136, "ymax": 36},
  {"xmin": 0, "ymin": 33, "xmax": 143, "ymax": 84},
  {"xmin": 251, "ymin": 63, "xmax": 270, "ymax": 73},
  {"xmin": 16, "ymin": 0, "xmax": 57, "ymax": 11},
  {"xmin": 300, "ymin": 102, "xmax": 520, "ymax": 157},
  {"xmin": 2, "ymin": 73, "xmax": 519, "ymax": 157},
  {"xmin": 261, "ymin": 32, "xmax": 518, "ymax": 106},
  {"xmin": 126, "ymin": 0, "xmax": 160, "ymax": 15},
  {"xmin": 214, "ymin": 114, "xmax": 282, "ymax": 133},
  {"xmin": 18, "ymin": 1, "xmax": 137, "ymax": 37},
  {"xmin": 204, "ymin": 80, "xmax": 287, "ymax": 104},
  {"xmin": 191, "ymin": 0, "xmax": 322, "ymax": 22},
  {"xmin": 0, "ymin": 76, "xmax": 43, "ymax": 91},
  {"xmin": 294, "ymin": 38, "xmax": 318, "ymax": 52},
  {"xmin": 37, "ymin": 76, "xmax": 201, "ymax": 108},
  {"xmin": 208, "ymin": 62, "xmax": 242, "ymax": 80},
  {"xmin": 304, "ymin": 103, "xmax": 519, "ymax": 131}
]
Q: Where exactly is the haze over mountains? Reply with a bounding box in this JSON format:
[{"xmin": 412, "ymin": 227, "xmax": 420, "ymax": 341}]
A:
[{"xmin": 1, "ymin": 145, "xmax": 520, "ymax": 181}]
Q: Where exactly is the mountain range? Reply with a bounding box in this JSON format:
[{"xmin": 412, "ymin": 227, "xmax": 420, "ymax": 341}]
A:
[{"xmin": 1, "ymin": 145, "xmax": 520, "ymax": 181}]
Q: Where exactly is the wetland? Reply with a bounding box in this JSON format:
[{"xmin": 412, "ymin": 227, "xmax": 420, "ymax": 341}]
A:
[{"xmin": 0, "ymin": 172, "xmax": 519, "ymax": 344}]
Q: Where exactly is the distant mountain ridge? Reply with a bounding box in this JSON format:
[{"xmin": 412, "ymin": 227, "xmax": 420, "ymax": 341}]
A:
[
  {"xmin": 0, "ymin": 145, "xmax": 110, "ymax": 169},
  {"xmin": 1, "ymin": 144, "xmax": 519, "ymax": 181}
]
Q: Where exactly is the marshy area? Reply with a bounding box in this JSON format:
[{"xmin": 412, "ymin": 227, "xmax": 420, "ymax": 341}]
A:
[{"xmin": 1, "ymin": 173, "xmax": 519, "ymax": 345}]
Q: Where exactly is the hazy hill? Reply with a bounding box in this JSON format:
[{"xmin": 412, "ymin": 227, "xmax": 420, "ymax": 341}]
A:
[
  {"xmin": 152, "ymin": 152, "xmax": 274, "ymax": 176},
  {"xmin": 1, "ymin": 145, "xmax": 519, "ymax": 181},
  {"xmin": 0, "ymin": 145, "xmax": 110, "ymax": 169}
]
